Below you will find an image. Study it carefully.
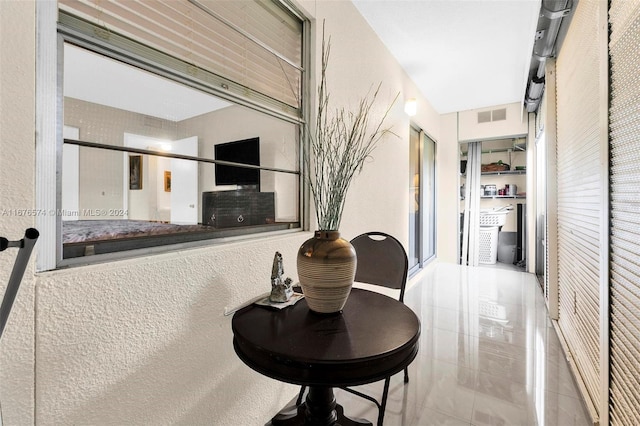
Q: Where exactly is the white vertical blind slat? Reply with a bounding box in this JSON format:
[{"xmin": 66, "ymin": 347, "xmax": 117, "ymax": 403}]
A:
[
  {"xmin": 555, "ymin": 0, "xmax": 603, "ymax": 413},
  {"xmin": 461, "ymin": 142, "xmax": 481, "ymax": 267},
  {"xmin": 609, "ymin": 1, "xmax": 640, "ymax": 424}
]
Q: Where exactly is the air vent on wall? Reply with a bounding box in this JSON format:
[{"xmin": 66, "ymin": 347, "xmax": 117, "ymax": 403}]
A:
[
  {"xmin": 144, "ymin": 115, "xmax": 164, "ymax": 129},
  {"xmin": 477, "ymin": 108, "xmax": 507, "ymax": 123},
  {"xmin": 478, "ymin": 111, "xmax": 492, "ymax": 123}
]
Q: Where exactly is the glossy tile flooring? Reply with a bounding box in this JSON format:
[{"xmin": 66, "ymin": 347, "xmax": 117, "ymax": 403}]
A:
[{"xmin": 334, "ymin": 262, "xmax": 593, "ymax": 426}]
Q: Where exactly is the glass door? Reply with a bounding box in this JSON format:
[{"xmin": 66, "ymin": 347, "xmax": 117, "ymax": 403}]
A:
[
  {"xmin": 409, "ymin": 126, "xmax": 437, "ymax": 275},
  {"xmin": 422, "ymin": 132, "xmax": 436, "ymax": 263},
  {"xmin": 409, "ymin": 126, "xmax": 420, "ymax": 271}
]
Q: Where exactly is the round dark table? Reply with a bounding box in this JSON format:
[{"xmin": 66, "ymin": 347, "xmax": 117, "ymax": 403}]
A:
[{"xmin": 232, "ymin": 288, "xmax": 420, "ymax": 426}]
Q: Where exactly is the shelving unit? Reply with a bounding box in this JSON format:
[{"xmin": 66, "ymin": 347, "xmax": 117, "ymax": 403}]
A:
[
  {"xmin": 460, "ymin": 139, "xmax": 526, "ymax": 215},
  {"xmin": 480, "ymin": 170, "xmax": 526, "ymax": 176},
  {"xmin": 459, "ymin": 138, "xmax": 527, "ymax": 267},
  {"xmin": 481, "ymin": 195, "xmax": 526, "ymax": 199},
  {"xmin": 460, "ymin": 171, "xmax": 527, "ymax": 200}
]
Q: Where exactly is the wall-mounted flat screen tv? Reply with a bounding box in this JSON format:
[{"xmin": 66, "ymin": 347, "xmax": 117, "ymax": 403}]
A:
[{"xmin": 214, "ymin": 137, "xmax": 260, "ymax": 189}]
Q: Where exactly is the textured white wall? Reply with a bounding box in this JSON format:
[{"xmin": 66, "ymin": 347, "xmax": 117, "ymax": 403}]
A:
[
  {"xmin": 457, "ymin": 102, "xmax": 529, "ymax": 142},
  {"xmin": 35, "ymin": 234, "xmax": 308, "ymax": 424},
  {"xmin": 0, "ymin": 1, "xmax": 37, "ymax": 425},
  {"xmin": 304, "ymin": 0, "xmax": 443, "ymax": 248},
  {"xmin": 0, "ymin": 1, "xmax": 449, "ymax": 425},
  {"xmin": 437, "ymin": 113, "xmax": 462, "ymax": 263}
]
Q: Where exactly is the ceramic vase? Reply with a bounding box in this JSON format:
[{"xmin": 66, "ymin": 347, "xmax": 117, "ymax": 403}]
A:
[{"xmin": 297, "ymin": 230, "xmax": 357, "ymax": 313}]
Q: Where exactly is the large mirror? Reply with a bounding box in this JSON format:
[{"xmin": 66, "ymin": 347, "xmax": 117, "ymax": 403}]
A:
[{"xmin": 61, "ymin": 43, "xmax": 301, "ymax": 259}]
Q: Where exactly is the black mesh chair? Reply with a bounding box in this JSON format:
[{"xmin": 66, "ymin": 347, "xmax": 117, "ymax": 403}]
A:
[{"xmin": 296, "ymin": 231, "xmax": 410, "ymax": 426}]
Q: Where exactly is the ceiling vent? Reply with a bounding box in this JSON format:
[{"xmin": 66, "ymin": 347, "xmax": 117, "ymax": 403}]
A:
[{"xmin": 477, "ymin": 108, "xmax": 507, "ymax": 123}]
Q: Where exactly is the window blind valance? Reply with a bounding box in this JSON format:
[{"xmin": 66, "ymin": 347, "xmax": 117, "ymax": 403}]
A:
[{"xmin": 58, "ymin": 0, "xmax": 303, "ymax": 115}]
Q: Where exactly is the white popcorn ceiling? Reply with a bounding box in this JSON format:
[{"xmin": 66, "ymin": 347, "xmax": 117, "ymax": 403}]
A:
[{"xmin": 353, "ymin": 0, "xmax": 542, "ymax": 114}]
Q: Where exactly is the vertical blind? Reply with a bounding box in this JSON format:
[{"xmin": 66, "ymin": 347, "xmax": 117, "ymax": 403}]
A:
[
  {"xmin": 555, "ymin": 0, "xmax": 603, "ymax": 414},
  {"xmin": 57, "ymin": 0, "xmax": 303, "ymax": 116},
  {"xmin": 461, "ymin": 141, "xmax": 481, "ymax": 266},
  {"xmin": 609, "ymin": 1, "xmax": 640, "ymax": 424},
  {"xmin": 422, "ymin": 132, "xmax": 436, "ymax": 263}
]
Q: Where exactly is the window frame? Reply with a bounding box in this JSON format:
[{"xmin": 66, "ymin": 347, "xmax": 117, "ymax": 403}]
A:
[
  {"xmin": 408, "ymin": 125, "xmax": 437, "ymax": 277},
  {"xmin": 35, "ymin": 1, "xmax": 310, "ymax": 271}
]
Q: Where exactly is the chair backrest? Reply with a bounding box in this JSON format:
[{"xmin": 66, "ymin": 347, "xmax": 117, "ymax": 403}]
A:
[{"xmin": 350, "ymin": 232, "xmax": 409, "ymax": 302}]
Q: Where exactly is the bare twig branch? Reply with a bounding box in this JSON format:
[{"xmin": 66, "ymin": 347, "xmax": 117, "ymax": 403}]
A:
[{"xmin": 304, "ymin": 22, "xmax": 399, "ymax": 231}]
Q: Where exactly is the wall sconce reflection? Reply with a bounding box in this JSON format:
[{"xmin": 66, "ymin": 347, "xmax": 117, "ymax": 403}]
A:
[{"xmin": 404, "ymin": 98, "xmax": 417, "ymax": 116}]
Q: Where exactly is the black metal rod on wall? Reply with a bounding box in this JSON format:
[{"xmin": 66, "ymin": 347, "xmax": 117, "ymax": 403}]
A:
[
  {"xmin": 64, "ymin": 139, "xmax": 300, "ymax": 176},
  {"xmin": 0, "ymin": 228, "xmax": 39, "ymax": 340}
]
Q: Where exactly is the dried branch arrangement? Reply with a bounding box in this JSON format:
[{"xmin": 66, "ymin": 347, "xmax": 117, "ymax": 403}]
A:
[{"xmin": 307, "ymin": 26, "xmax": 398, "ymax": 231}]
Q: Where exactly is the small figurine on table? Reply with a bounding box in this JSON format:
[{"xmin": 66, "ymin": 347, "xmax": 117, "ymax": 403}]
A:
[{"xmin": 269, "ymin": 251, "xmax": 293, "ymax": 303}]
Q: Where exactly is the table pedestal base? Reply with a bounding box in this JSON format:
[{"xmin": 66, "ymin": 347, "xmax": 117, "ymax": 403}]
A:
[{"xmin": 270, "ymin": 387, "xmax": 372, "ymax": 426}]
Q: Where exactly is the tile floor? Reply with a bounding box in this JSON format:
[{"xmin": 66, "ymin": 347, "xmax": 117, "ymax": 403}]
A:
[{"xmin": 333, "ymin": 262, "xmax": 593, "ymax": 426}]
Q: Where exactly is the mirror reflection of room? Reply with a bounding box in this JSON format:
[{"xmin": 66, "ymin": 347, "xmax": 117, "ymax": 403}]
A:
[{"xmin": 62, "ymin": 43, "xmax": 300, "ymax": 259}]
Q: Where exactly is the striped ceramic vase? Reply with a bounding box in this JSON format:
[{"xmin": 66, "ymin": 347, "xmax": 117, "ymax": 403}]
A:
[{"xmin": 297, "ymin": 230, "xmax": 357, "ymax": 314}]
